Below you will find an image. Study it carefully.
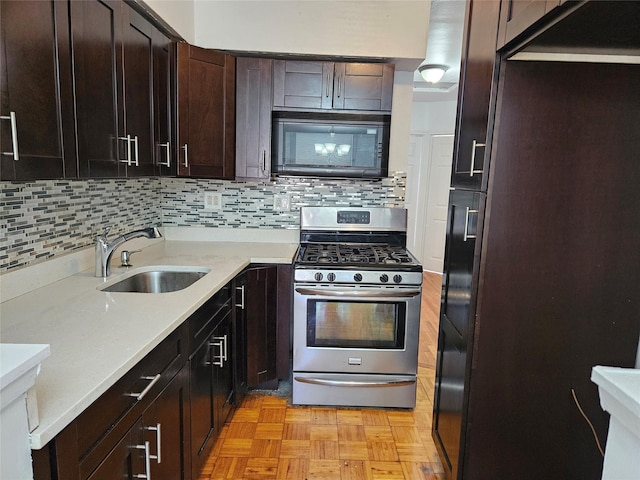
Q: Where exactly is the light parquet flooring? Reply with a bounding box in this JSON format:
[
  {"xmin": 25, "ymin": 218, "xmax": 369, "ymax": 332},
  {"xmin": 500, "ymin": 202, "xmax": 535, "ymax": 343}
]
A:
[{"xmin": 199, "ymin": 272, "xmax": 445, "ymax": 480}]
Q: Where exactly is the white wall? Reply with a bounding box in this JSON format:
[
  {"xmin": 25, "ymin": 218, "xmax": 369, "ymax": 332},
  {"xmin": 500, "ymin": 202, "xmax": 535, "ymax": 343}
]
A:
[
  {"xmin": 388, "ymin": 70, "xmax": 417, "ymax": 173},
  {"xmin": 193, "ymin": 1, "xmax": 429, "ymax": 70},
  {"xmin": 410, "ymin": 99, "xmax": 458, "ymax": 134},
  {"xmin": 144, "ymin": 0, "xmax": 195, "ymax": 43}
]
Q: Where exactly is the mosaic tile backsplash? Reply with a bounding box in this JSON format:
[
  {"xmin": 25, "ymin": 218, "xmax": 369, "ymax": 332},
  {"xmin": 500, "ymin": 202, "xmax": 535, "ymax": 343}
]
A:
[{"xmin": 0, "ymin": 174, "xmax": 405, "ymax": 273}]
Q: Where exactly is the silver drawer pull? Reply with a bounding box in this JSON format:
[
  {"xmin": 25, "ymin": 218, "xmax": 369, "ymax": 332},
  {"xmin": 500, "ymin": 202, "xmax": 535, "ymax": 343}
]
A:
[
  {"xmin": 132, "ymin": 440, "xmax": 151, "ymax": 479},
  {"xmin": 157, "ymin": 142, "xmax": 170, "ymax": 167},
  {"xmin": 126, "ymin": 374, "xmax": 161, "ymax": 401},
  {"xmin": 1, "ymin": 111, "xmax": 19, "ymax": 160},
  {"xmin": 182, "ymin": 143, "xmax": 188, "ymax": 168},
  {"xmin": 132, "ymin": 135, "xmax": 139, "ymax": 166},
  {"xmin": 146, "ymin": 423, "xmax": 162, "ymax": 464},
  {"xmin": 236, "ymin": 285, "xmax": 245, "ymax": 310},
  {"xmin": 119, "ymin": 135, "xmax": 132, "ymax": 165},
  {"xmin": 463, "ymin": 207, "xmax": 479, "ymax": 241},
  {"xmin": 469, "ymin": 139, "xmax": 486, "ymax": 177}
]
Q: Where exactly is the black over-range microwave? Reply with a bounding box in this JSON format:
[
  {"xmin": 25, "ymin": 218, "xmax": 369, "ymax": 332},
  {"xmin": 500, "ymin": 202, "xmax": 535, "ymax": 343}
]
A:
[{"xmin": 271, "ymin": 113, "xmax": 390, "ymax": 178}]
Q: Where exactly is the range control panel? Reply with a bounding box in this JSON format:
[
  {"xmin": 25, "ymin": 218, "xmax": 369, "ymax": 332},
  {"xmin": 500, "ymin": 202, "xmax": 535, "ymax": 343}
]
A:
[{"xmin": 337, "ymin": 211, "xmax": 371, "ymax": 225}]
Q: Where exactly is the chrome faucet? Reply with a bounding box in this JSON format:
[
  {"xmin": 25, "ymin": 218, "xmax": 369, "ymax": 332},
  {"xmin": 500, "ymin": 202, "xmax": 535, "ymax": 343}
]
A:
[{"xmin": 95, "ymin": 227, "xmax": 162, "ymax": 277}]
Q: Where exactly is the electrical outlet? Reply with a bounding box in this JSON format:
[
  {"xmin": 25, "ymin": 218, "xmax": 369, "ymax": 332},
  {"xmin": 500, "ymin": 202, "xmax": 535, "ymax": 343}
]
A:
[
  {"xmin": 273, "ymin": 194, "xmax": 291, "ymax": 212},
  {"xmin": 203, "ymin": 192, "xmax": 222, "ymax": 211}
]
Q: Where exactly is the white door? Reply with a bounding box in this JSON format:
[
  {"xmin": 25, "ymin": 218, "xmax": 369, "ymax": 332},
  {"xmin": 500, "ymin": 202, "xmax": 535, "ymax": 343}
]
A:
[
  {"xmin": 421, "ymin": 134, "xmax": 454, "ymax": 273},
  {"xmin": 406, "ymin": 134, "xmax": 428, "ymax": 263}
]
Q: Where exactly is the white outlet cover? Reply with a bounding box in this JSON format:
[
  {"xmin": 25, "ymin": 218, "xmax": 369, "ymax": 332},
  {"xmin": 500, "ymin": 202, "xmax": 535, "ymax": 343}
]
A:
[
  {"xmin": 204, "ymin": 192, "xmax": 222, "ymax": 211},
  {"xmin": 274, "ymin": 194, "xmax": 291, "ymax": 212}
]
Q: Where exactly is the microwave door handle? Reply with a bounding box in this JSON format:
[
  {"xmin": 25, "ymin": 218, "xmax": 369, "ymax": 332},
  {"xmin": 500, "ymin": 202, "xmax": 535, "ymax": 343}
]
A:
[{"xmin": 294, "ymin": 287, "xmax": 421, "ymax": 298}]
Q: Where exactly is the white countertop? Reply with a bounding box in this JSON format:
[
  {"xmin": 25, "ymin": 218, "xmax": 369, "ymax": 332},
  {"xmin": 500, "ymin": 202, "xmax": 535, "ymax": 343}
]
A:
[{"xmin": 0, "ymin": 239, "xmax": 297, "ymax": 449}]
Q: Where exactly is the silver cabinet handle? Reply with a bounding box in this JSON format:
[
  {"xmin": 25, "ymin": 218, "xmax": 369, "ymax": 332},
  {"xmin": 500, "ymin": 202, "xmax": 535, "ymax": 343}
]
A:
[
  {"xmin": 157, "ymin": 142, "xmax": 170, "ymax": 167},
  {"xmin": 1, "ymin": 111, "xmax": 19, "ymax": 160},
  {"xmin": 210, "ymin": 335, "xmax": 228, "ymax": 366},
  {"xmin": 125, "ymin": 374, "xmax": 161, "ymax": 401},
  {"xmin": 133, "ymin": 440, "xmax": 151, "ymax": 479},
  {"xmin": 119, "ymin": 135, "xmax": 132, "ymax": 165},
  {"xmin": 469, "ymin": 139, "xmax": 486, "ymax": 177},
  {"xmin": 209, "ymin": 338, "xmax": 225, "ymax": 367},
  {"xmin": 236, "ymin": 285, "xmax": 245, "ymax": 310},
  {"xmin": 463, "ymin": 207, "xmax": 479, "ymax": 241},
  {"xmin": 132, "ymin": 135, "xmax": 139, "ymax": 166},
  {"xmin": 261, "ymin": 150, "xmax": 266, "ymax": 172},
  {"xmin": 326, "ymin": 72, "xmax": 330, "ymax": 97},
  {"xmin": 337, "ymin": 74, "xmax": 342, "ymax": 98},
  {"xmin": 182, "ymin": 143, "xmax": 188, "ymax": 168},
  {"xmin": 146, "ymin": 423, "xmax": 161, "ymax": 464}
]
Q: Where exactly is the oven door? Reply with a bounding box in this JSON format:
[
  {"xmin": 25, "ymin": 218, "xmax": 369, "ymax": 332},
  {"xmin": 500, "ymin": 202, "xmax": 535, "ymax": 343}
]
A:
[{"xmin": 293, "ymin": 284, "xmax": 421, "ymax": 375}]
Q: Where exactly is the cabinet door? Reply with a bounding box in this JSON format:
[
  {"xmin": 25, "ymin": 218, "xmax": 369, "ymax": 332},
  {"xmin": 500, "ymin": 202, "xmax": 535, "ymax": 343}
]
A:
[
  {"xmin": 86, "ymin": 419, "xmax": 147, "ymax": 480},
  {"xmin": 497, "ymin": 0, "xmax": 559, "ymax": 48},
  {"xmin": 71, "ymin": 0, "xmax": 125, "ymax": 178},
  {"xmin": 434, "ymin": 189, "xmax": 485, "ymax": 480},
  {"xmin": 213, "ymin": 311, "xmax": 235, "ymax": 428},
  {"xmin": 332, "ymin": 63, "xmax": 394, "ymax": 112},
  {"xmin": 177, "ymin": 43, "xmax": 235, "ymax": 179},
  {"xmin": 440, "ymin": 190, "xmax": 485, "ymax": 341},
  {"xmin": 272, "ymin": 60, "xmax": 334, "ymax": 110},
  {"xmin": 450, "ymin": 0, "xmax": 500, "ymax": 190},
  {"xmin": 432, "ymin": 317, "xmax": 467, "ymax": 479},
  {"xmin": 154, "ymin": 29, "xmax": 173, "ymax": 175},
  {"xmin": 122, "ymin": 7, "xmax": 156, "ymax": 177},
  {"xmin": 143, "ymin": 365, "xmax": 189, "ymax": 480},
  {"xmin": 189, "ymin": 334, "xmax": 215, "ymax": 468},
  {"xmin": 245, "ymin": 266, "xmax": 278, "ymax": 388},
  {"xmin": 0, "ymin": 0, "xmax": 76, "ymax": 180},
  {"xmin": 236, "ymin": 57, "xmax": 272, "ymax": 180}
]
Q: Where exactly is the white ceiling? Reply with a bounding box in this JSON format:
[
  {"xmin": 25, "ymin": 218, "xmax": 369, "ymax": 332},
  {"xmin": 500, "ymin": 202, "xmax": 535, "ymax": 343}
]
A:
[{"xmin": 413, "ymin": 0, "xmax": 466, "ymax": 102}]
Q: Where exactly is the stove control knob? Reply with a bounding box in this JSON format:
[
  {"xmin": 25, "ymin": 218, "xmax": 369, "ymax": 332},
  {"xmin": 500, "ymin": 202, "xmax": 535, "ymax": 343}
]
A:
[
  {"xmin": 314, "ymin": 272, "xmax": 323, "ymax": 282},
  {"xmin": 354, "ymin": 273, "xmax": 363, "ymax": 282},
  {"xmin": 393, "ymin": 274, "xmax": 403, "ymax": 284},
  {"xmin": 327, "ymin": 273, "xmax": 336, "ymax": 282},
  {"xmin": 380, "ymin": 274, "xmax": 389, "ymax": 283}
]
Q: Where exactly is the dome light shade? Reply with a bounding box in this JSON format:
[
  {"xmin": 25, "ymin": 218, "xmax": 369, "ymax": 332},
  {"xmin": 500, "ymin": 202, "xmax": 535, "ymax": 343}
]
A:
[{"xmin": 418, "ymin": 64, "xmax": 449, "ymax": 84}]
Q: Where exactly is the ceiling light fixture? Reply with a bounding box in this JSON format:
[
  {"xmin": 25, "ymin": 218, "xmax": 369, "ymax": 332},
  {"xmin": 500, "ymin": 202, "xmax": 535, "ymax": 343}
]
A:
[{"xmin": 418, "ymin": 64, "xmax": 449, "ymax": 84}]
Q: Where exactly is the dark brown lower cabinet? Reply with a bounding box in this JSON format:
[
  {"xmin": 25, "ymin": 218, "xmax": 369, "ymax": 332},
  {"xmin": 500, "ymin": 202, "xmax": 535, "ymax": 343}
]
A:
[
  {"xmin": 188, "ymin": 283, "xmax": 235, "ymax": 477},
  {"xmin": 86, "ymin": 419, "xmax": 146, "ymax": 480},
  {"xmin": 143, "ymin": 364, "xmax": 190, "ymax": 480}
]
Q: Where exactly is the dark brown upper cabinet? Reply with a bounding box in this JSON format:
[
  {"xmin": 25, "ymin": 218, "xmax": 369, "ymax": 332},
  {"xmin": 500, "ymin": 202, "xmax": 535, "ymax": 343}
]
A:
[
  {"xmin": 450, "ymin": 0, "xmax": 501, "ymax": 191},
  {"xmin": 235, "ymin": 57, "xmax": 273, "ymax": 181},
  {"xmin": 272, "ymin": 60, "xmax": 394, "ymax": 113},
  {"xmin": 72, "ymin": 0, "xmax": 168, "ymax": 178},
  {"xmin": 0, "ymin": 0, "xmax": 76, "ymax": 180},
  {"xmin": 176, "ymin": 44, "xmax": 236, "ymax": 179},
  {"xmin": 153, "ymin": 30, "xmax": 174, "ymax": 176},
  {"xmin": 497, "ymin": 0, "xmax": 560, "ymax": 49}
]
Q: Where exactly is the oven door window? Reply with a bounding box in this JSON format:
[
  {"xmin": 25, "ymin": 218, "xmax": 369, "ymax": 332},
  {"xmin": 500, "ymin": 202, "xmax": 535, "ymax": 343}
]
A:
[{"xmin": 307, "ymin": 300, "xmax": 406, "ymax": 349}]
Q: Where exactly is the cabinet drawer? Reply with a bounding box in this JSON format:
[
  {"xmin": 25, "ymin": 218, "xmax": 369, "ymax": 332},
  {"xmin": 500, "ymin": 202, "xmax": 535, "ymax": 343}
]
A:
[
  {"xmin": 189, "ymin": 283, "xmax": 232, "ymax": 355},
  {"xmin": 75, "ymin": 323, "xmax": 187, "ymax": 477}
]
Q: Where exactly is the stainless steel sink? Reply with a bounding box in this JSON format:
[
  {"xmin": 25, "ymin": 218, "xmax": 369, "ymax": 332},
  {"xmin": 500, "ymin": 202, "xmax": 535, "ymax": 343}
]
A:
[{"xmin": 100, "ymin": 268, "xmax": 209, "ymax": 293}]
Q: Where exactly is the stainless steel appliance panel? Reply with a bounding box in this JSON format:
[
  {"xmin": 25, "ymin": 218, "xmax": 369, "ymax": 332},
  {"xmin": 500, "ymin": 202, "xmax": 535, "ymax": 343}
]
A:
[
  {"xmin": 293, "ymin": 372, "xmax": 417, "ymax": 408},
  {"xmin": 293, "ymin": 284, "xmax": 421, "ymax": 374}
]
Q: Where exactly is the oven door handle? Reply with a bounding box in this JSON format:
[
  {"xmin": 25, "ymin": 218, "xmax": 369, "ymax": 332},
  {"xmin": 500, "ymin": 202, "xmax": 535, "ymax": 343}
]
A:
[
  {"xmin": 294, "ymin": 376, "xmax": 416, "ymax": 387},
  {"xmin": 295, "ymin": 287, "xmax": 421, "ymax": 298}
]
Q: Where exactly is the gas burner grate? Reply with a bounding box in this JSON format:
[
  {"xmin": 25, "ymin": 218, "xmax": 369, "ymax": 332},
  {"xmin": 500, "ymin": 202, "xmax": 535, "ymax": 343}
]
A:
[{"xmin": 297, "ymin": 243, "xmax": 417, "ymax": 267}]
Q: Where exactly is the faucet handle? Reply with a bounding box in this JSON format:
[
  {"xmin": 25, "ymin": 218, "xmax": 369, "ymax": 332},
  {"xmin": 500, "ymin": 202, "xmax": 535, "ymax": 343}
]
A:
[{"xmin": 95, "ymin": 226, "xmax": 111, "ymax": 241}]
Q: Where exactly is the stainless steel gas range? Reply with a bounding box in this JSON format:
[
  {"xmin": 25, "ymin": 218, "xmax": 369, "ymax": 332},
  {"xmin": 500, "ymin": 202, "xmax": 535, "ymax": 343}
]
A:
[{"xmin": 292, "ymin": 207, "xmax": 423, "ymax": 409}]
